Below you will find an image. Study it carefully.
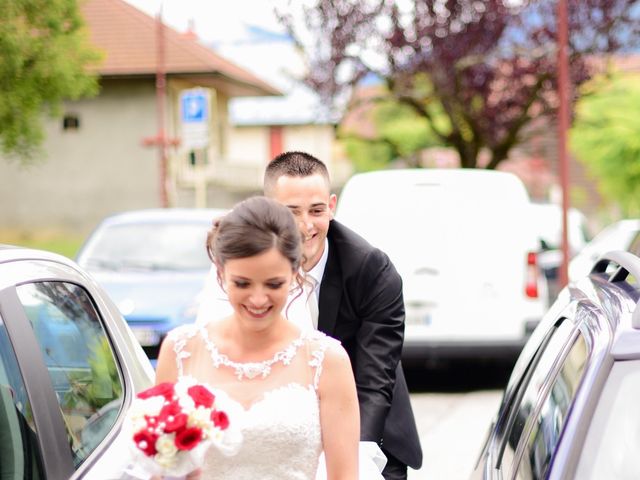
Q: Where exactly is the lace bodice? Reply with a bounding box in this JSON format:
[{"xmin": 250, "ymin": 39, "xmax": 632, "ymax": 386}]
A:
[{"xmin": 166, "ymin": 325, "xmax": 339, "ymax": 479}]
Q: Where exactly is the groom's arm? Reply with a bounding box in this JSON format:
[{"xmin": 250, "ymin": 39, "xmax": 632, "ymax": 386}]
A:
[{"xmin": 352, "ymin": 248, "xmax": 405, "ymax": 444}]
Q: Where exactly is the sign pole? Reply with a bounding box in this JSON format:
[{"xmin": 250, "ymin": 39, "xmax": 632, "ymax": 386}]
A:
[
  {"xmin": 156, "ymin": 8, "xmax": 169, "ymax": 208},
  {"xmin": 557, "ymin": 0, "xmax": 571, "ymax": 287}
]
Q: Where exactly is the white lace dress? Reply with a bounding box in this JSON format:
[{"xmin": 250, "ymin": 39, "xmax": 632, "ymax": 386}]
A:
[{"xmin": 166, "ymin": 324, "xmax": 338, "ymax": 480}]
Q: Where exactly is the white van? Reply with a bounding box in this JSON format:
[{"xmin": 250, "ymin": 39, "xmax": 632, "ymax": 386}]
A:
[{"xmin": 335, "ymin": 169, "xmax": 547, "ymax": 365}]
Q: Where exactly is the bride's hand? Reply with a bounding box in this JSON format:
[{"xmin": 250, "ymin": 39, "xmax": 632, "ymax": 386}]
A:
[{"xmin": 186, "ymin": 468, "xmax": 202, "ymax": 480}]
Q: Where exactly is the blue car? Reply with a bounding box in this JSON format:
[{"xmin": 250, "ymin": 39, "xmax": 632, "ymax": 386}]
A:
[{"xmin": 76, "ymin": 208, "xmax": 226, "ymax": 360}]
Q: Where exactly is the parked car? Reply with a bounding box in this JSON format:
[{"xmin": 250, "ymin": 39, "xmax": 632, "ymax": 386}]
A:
[
  {"xmin": 76, "ymin": 208, "xmax": 225, "ymax": 359},
  {"xmin": 0, "ymin": 244, "xmax": 154, "ymax": 479},
  {"xmin": 336, "ymin": 169, "xmax": 548, "ymax": 366},
  {"xmin": 471, "ymin": 250, "xmax": 640, "ymax": 480},
  {"xmin": 569, "ymin": 219, "xmax": 640, "ymax": 281},
  {"xmin": 529, "ymin": 203, "xmax": 592, "ymax": 305},
  {"xmin": 528, "ymin": 203, "xmax": 591, "ymax": 254}
]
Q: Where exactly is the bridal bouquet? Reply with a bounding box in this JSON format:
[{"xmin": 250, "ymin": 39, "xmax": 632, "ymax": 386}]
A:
[{"xmin": 125, "ymin": 377, "xmax": 242, "ymax": 477}]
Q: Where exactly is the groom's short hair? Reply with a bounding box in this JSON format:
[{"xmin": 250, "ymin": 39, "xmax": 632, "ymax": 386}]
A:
[{"xmin": 264, "ymin": 151, "xmax": 331, "ymax": 196}]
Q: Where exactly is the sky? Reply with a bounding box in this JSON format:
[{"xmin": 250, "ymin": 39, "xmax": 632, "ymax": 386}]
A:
[
  {"xmin": 124, "ymin": 0, "xmax": 290, "ymax": 47},
  {"xmin": 124, "ymin": 0, "xmax": 338, "ymax": 124}
]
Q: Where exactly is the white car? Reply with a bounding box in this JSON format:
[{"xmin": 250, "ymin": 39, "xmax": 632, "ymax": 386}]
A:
[
  {"xmin": 0, "ymin": 245, "xmax": 154, "ymax": 479},
  {"xmin": 569, "ymin": 219, "xmax": 640, "ymax": 280},
  {"xmin": 336, "ymin": 169, "xmax": 547, "ymax": 365},
  {"xmin": 528, "ymin": 203, "xmax": 590, "ymax": 254},
  {"xmin": 472, "ymin": 250, "xmax": 640, "ymax": 480},
  {"xmin": 528, "ymin": 203, "xmax": 592, "ymax": 305}
]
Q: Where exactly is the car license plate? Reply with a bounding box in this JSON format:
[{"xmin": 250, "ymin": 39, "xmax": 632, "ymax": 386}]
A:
[
  {"xmin": 406, "ymin": 311, "xmax": 432, "ymax": 326},
  {"xmin": 131, "ymin": 328, "xmax": 160, "ymax": 346}
]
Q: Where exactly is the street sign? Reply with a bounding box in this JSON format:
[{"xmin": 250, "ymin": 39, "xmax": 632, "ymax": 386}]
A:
[
  {"xmin": 180, "ymin": 89, "xmax": 210, "ymax": 149},
  {"xmin": 182, "ymin": 90, "xmax": 208, "ymax": 123}
]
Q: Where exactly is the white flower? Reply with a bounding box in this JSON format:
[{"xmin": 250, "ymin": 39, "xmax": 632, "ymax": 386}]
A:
[
  {"xmin": 130, "ymin": 416, "xmax": 148, "ymax": 433},
  {"xmin": 155, "ymin": 433, "xmax": 178, "ymax": 457},
  {"xmin": 154, "ymin": 451, "xmax": 177, "ymax": 469},
  {"xmin": 188, "ymin": 407, "xmax": 214, "ymax": 434},
  {"xmin": 174, "ymin": 376, "xmax": 197, "ymax": 397},
  {"xmin": 178, "ymin": 394, "xmax": 196, "ymax": 412},
  {"xmin": 129, "ymin": 396, "xmax": 165, "ymax": 420}
]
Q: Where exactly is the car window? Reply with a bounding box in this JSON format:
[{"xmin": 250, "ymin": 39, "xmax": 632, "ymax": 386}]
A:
[
  {"xmin": 16, "ymin": 281, "xmax": 124, "ymax": 468},
  {"xmin": 575, "ymin": 359, "xmax": 640, "ymax": 479},
  {"xmin": 0, "ymin": 319, "xmax": 44, "ymax": 479},
  {"xmin": 497, "ymin": 319, "xmax": 575, "ymax": 477},
  {"xmin": 514, "ymin": 332, "xmax": 588, "ymax": 480},
  {"xmin": 81, "ymin": 222, "xmax": 210, "ymax": 271}
]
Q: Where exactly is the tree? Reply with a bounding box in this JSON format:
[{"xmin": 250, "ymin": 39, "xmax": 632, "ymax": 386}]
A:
[
  {"xmin": 0, "ymin": 0, "xmax": 101, "ymax": 161},
  {"xmin": 341, "ymin": 91, "xmax": 443, "ymax": 170},
  {"xmin": 279, "ymin": 0, "xmax": 640, "ymax": 169},
  {"xmin": 571, "ymin": 73, "xmax": 640, "ymax": 216}
]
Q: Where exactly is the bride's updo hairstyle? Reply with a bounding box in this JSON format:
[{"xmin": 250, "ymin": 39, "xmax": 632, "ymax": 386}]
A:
[{"xmin": 206, "ymin": 196, "xmax": 302, "ymax": 276}]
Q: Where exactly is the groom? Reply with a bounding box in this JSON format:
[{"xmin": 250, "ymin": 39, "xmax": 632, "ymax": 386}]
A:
[{"xmin": 198, "ymin": 151, "xmax": 422, "ymax": 479}]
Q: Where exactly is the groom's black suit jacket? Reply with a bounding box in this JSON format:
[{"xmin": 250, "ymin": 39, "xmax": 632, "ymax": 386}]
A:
[{"xmin": 317, "ymin": 220, "xmax": 422, "ymax": 470}]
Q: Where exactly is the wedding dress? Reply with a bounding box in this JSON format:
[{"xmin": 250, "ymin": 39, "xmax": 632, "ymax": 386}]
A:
[{"xmin": 167, "ymin": 323, "xmax": 336, "ymax": 480}]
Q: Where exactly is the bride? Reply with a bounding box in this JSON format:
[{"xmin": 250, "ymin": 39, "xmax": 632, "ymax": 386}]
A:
[{"xmin": 155, "ymin": 196, "xmax": 360, "ymax": 479}]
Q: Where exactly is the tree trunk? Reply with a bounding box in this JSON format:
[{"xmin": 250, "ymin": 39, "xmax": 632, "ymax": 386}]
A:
[{"xmin": 453, "ymin": 138, "xmax": 479, "ymax": 169}]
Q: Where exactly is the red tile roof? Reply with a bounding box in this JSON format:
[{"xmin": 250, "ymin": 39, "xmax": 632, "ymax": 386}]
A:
[{"xmin": 82, "ymin": 0, "xmax": 280, "ymax": 96}]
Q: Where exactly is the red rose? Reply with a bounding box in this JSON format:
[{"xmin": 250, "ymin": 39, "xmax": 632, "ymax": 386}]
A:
[
  {"xmin": 133, "ymin": 430, "xmax": 158, "ymax": 456},
  {"xmin": 165, "ymin": 413, "xmax": 188, "ymax": 433},
  {"xmin": 157, "ymin": 400, "xmax": 187, "ymax": 432},
  {"xmin": 187, "ymin": 385, "xmax": 215, "ymax": 408},
  {"xmin": 211, "ymin": 410, "xmax": 229, "ymax": 430},
  {"xmin": 158, "ymin": 400, "xmax": 181, "ymax": 419},
  {"xmin": 137, "ymin": 382, "xmax": 175, "ymax": 401},
  {"xmin": 174, "ymin": 427, "xmax": 203, "ymax": 451},
  {"xmin": 144, "ymin": 415, "xmax": 159, "ymax": 427}
]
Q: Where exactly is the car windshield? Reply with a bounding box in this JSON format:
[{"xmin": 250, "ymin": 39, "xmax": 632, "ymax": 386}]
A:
[{"xmin": 82, "ymin": 222, "xmax": 211, "ymax": 271}]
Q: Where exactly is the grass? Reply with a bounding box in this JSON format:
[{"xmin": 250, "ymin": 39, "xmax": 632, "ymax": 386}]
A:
[{"xmin": 0, "ymin": 230, "xmax": 85, "ymax": 259}]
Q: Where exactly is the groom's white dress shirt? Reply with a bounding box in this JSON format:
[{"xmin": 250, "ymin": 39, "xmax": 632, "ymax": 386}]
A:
[{"xmin": 195, "ymin": 240, "xmax": 328, "ymax": 331}]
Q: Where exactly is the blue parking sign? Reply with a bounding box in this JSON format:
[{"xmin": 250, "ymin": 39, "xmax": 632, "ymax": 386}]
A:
[{"xmin": 181, "ymin": 91, "xmax": 208, "ymax": 123}]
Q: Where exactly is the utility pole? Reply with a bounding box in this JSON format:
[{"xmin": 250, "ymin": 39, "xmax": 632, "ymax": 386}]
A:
[
  {"xmin": 142, "ymin": 7, "xmax": 179, "ymax": 207},
  {"xmin": 557, "ymin": 0, "xmax": 571, "ymax": 287}
]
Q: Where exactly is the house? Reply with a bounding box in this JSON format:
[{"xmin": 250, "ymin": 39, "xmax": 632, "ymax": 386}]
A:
[
  {"xmin": 213, "ymin": 37, "xmax": 353, "ymax": 192},
  {"xmin": 0, "ymin": 0, "xmax": 281, "ymax": 234}
]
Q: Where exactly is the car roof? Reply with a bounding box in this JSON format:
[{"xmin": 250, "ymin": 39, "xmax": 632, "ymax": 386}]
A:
[
  {"xmin": 593, "ymin": 218, "xmax": 640, "ymax": 237},
  {"xmin": 562, "ymin": 251, "xmax": 640, "ymax": 360},
  {"xmin": 509, "ymin": 250, "xmax": 640, "ymax": 393},
  {"xmin": 529, "ymin": 202, "xmax": 587, "ymax": 220},
  {"xmin": 339, "ymin": 169, "xmax": 530, "ymax": 210},
  {"xmin": 94, "ymin": 208, "xmax": 227, "ymax": 227},
  {"xmin": 343, "ymin": 168, "xmax": 525, "ymax": 187},
  {"xmin": 593, "ymin": 252, "xmax": 640, "ymax": 360},
  {"xmin": 0, "ymin": 244, "xmax": 78, "ymax": 267}
]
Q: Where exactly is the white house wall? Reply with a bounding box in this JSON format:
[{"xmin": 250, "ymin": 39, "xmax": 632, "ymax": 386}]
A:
[
  {"xmin": 0, "ymin": 78, "xmax": 159, "ymax": 234},
  {"xmin": 282, "ymin": 125, "xmax": 336, "ymax": 171},
  {"xmin": 223, "ymin": 123, "xmax": 338, "ymax": 177},
  {"xmin": 225, "ymin": 126, "xmax": 270, "ymax": 165}
]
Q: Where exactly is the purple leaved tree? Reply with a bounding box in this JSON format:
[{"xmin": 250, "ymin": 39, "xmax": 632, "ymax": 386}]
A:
[{"xmin": 278, "ymin": 0, "xmax": 640, "ymax": 168}]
